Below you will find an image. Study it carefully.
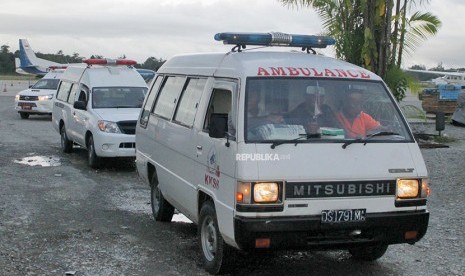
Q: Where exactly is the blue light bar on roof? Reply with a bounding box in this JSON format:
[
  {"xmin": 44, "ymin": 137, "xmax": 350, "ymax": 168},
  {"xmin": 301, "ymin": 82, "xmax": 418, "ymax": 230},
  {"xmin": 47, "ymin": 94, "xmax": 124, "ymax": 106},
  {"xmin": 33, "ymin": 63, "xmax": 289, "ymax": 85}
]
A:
[{"xmin": 214, "ymin": 32, "xmax": 335, "ymax": 48}]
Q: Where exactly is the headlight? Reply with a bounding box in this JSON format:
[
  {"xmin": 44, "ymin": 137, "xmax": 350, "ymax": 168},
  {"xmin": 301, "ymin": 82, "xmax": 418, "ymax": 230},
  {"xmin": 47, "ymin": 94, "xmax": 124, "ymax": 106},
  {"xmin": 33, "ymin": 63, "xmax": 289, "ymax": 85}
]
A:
[
  {"xmin": 98, "ymin": 120, "xmax": 121, "ymax": 133},
  {"xmin": 254, "ymin": 182, "xmax": 279, "ymax": 203},
  {"xmin": 397, "ymin": 179, "xmax": 420, "ymax": 199},
  {"xmin": 15, "ymin": 95, "xmax": 20, "ymax": 101},
  {"xmin": 38, "ymin": 94, "xmax": 53, "ymax": 101},
  {"xmin": 236, "ymin": 181, "xmax": 281, "ymax": 204}
]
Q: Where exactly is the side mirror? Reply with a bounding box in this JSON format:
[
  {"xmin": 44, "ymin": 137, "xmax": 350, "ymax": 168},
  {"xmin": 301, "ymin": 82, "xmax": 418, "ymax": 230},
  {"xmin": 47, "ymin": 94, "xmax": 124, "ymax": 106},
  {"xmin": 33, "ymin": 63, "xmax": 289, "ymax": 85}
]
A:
[
  {"xmin": 208, "ymin": 114, "xmax": 227, "ymax": 138},
  {"xmin": 73, "ymin": 100, "xmax": 87, "ymax": 110}
]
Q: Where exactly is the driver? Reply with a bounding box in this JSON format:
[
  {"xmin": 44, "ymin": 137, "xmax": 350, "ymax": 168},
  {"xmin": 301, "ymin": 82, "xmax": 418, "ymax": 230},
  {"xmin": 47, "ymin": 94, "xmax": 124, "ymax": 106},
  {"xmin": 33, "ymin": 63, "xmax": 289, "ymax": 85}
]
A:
[{"xmin": 335, "ymin": 88, "xmax": 381, "ymax": 138}]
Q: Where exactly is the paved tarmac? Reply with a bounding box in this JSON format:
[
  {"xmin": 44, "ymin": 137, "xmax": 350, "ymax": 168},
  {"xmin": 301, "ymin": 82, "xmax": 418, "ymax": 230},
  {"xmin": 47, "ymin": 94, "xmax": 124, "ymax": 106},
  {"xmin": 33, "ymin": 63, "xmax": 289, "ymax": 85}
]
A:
[{"xmin": 2, "ymin": 79, "xmax": 465, "ymax": 275}]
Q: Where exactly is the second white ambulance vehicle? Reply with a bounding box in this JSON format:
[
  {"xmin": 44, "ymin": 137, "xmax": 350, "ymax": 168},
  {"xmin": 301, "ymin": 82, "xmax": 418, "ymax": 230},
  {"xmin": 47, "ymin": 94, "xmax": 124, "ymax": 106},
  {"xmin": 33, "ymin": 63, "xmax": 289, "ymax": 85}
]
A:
[
  {"xmin": 14, "ymin": 67, "xmax": 66, "ymax": 119},
  {"xmin": 135, "ymin": 32, "xmax": 430, "ymax": 274},
  {"xmin": 52, "ymin": 59, "xmax": 147, "ymax": 168}
]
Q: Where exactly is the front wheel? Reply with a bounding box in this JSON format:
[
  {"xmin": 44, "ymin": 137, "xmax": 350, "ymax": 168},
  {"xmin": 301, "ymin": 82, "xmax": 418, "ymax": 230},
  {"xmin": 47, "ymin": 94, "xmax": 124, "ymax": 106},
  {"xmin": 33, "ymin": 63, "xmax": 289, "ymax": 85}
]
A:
[
  {"xmin": 349, "ymin": 244, "xmax": 388, "ymax": 261},
  {"xmin": 199, "ymin": 201, "xmax": 234, "ymax": 275},
  {"xmin": 150, "ymin": 176, "xmax": 174, "ymax": 222},
  {"xmin": 19, "ymin": 112, "xmax": 29, "ymax": 119},
  {"xmin": 87, "ymin": 136, "xmax": 100, "ymax": 168}
]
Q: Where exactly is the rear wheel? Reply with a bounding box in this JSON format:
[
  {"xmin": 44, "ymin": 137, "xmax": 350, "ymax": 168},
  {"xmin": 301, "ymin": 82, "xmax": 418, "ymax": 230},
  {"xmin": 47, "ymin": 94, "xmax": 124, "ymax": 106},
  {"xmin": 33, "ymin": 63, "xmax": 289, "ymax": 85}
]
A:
[
  {"xmin": 19, "ymin": 112, "xmax": 29, "ymax": 119},
  {"xmin": 60, "ymin": 125, "xmax": 73, "ymax": 153},
  {"xmin": 199, "ymin": 201, "xmax": 234, "ymax": 275},
  {"xmin": 150, "ymin": 176, "xmax": 174, "ymax": 222},
  {"xmin": 87, "ymin": 136, "xmax": 100, "ymax": 168},
  {"xmin": 349, "ymin": 244, "xmax": 388, "ymax": 261}
]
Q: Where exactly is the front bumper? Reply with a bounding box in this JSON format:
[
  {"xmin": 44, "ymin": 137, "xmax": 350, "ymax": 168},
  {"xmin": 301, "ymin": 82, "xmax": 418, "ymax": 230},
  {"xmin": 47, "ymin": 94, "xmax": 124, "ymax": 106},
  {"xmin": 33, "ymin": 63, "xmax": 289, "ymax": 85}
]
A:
[
  {"xmin": 93, "ymin": 132, "xmax": 136, "ymax": 158},
  {"xmin": 234, "ymin": 210, "xmax": 429, "ymax": 250},
  {"xmin": 15, "ymin": 100, "xmax": 53, "ymax": 115}
]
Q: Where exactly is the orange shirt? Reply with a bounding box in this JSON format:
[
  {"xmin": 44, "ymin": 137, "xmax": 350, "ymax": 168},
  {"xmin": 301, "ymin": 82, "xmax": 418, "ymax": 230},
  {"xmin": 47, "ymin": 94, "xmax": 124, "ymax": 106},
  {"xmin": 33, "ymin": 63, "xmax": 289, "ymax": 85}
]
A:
[{"xmin": 335, "ymin": 112, "xmax": 380, "ymax": 138}]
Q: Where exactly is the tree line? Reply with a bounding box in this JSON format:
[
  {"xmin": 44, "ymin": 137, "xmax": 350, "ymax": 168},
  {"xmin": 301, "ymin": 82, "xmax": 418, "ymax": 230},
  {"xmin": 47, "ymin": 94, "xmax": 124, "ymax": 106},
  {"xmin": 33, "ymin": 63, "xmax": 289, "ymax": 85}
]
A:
[{"xmin": 0, "ymin": 44, "xmax": 165, "ymax": 75}]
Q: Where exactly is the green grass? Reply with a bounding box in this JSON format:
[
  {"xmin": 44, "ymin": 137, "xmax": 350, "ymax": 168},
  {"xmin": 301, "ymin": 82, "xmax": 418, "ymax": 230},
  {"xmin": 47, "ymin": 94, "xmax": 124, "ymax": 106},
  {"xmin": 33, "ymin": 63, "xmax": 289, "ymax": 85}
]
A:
[
  {"xmin": 433, "ymin": 135, "xmax": 458, "ymax": 144},
  {"xmin": 0, "ymin": 75, "xmax": 39, "ymax": 80}
]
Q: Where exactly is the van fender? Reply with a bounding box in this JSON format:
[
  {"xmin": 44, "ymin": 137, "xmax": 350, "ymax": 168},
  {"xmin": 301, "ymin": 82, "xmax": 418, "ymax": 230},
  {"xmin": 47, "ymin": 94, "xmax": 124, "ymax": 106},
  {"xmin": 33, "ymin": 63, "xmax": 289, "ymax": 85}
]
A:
[{"xmin": 197, "ymin": 185, "xmax": 238, "ymax": 248}]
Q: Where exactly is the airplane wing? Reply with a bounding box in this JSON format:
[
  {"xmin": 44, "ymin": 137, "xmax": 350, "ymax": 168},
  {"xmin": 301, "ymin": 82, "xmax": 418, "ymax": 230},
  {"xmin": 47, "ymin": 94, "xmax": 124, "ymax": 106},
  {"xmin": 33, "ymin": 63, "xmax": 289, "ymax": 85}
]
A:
[{"xmin": 406, "ymin": 69, "xmax": 465, "ymax": 76}]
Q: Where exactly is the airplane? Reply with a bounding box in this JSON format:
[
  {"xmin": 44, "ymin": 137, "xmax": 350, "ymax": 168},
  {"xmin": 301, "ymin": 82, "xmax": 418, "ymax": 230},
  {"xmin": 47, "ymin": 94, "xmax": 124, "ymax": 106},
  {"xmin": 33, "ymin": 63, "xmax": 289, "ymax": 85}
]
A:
[
  {"xmin": 15, "ymin": 39, "xmax": 63, "ymax": 76},
  {"xmin": 15, "ymin": 39, "xmax": 156, "ymax": 82},
  {"xmin": 406, "ymin": 69, "xmax": 465, "ymax": 87}
]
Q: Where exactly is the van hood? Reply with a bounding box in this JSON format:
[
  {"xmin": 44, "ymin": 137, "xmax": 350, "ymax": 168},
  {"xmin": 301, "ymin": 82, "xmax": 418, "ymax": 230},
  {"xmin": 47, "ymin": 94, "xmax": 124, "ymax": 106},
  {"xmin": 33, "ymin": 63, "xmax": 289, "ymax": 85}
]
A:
[
  {"xmin": 17, "ymin": 88, "xmax": 56, "ymax": 96},
  {"xmin": 236, "ymin": 142, "xmax": 427, "ymax": 181},
  {"xmin": 93, "ymin": 108, "xmax": 140, "ymax": 122}
]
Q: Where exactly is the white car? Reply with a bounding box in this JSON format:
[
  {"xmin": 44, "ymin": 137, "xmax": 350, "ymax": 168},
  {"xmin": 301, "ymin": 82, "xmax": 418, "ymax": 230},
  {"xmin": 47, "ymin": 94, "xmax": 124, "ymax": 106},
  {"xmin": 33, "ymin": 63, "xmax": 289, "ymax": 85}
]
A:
[
  {"xmin": 51, "ymin": 59, "xmax": 148, "ymax": 168},
  {"xmin": 14, "ymin": 69, "xmax": 65, "ymax": 119}
]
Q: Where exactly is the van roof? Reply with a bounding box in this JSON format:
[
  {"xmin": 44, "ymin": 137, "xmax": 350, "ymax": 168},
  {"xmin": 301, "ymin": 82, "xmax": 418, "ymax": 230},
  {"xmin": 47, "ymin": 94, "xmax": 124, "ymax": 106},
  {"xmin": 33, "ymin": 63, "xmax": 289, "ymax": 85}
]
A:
[
  {"xmin": 158, "ymin": 51, "xmax": 381, "ymax": 81},
  {"xmin": 60, "ymin": 64, "xmax": 147, "ymax": 88}
]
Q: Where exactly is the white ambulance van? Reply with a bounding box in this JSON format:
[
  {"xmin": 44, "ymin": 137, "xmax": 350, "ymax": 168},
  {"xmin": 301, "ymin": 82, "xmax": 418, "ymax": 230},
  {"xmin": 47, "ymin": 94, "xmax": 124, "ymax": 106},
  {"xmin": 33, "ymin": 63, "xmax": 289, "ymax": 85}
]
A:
[
  {"xmin": 52, "ymin": 59, "xmax": 148, "ymax": 168},
  {"xmin": 135, "ymin": 32, "xmax": 430, "ymax": 274},
  {"xmin": 14, "ymin": 67, "xmax": 66, "ymax": 119}
]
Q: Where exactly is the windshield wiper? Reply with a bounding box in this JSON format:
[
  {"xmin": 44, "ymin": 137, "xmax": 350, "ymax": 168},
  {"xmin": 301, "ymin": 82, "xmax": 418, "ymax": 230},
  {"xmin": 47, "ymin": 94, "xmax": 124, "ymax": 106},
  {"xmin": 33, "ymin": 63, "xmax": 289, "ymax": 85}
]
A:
[
  {"xmin": 270, "ymin": 133, "xmax": 321, "ymax": 149},
  {"xmin": 341, "ymin": 131, "xmax": 400, "ymax": 149}
]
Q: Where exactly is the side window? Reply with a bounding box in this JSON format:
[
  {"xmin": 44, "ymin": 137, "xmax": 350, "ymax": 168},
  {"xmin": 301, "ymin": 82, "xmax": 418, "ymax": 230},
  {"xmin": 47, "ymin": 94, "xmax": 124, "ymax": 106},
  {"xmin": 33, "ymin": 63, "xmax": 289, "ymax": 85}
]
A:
[
  {"xmin": 56, "ymin": 81, "xmax": 72, "ymax": 102},
  {"xmin": 204, "ymin": 88, "xmax": 232, "ymax": 137},
  {"xmin": 67, "ymin": 84, "xmax": 79, "ymax": 105},
  {"xmin": 153, "ymin": 76, "xmax": 185, "ymax": 120},
  {"xmin": 139, "ymin": 76, "xmax": 163, "ymax": 127},
  {"xmin": 173, "ymin": 78, "xmax": 207, "ymax": 127}
]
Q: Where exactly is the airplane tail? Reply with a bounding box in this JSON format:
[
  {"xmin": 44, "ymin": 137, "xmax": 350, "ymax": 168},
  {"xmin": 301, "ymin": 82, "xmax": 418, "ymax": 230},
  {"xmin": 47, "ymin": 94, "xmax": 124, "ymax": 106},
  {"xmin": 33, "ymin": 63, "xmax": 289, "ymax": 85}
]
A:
[{"xmin": 19, "ymin": 39, "xmax": 38, "ymax": 67}]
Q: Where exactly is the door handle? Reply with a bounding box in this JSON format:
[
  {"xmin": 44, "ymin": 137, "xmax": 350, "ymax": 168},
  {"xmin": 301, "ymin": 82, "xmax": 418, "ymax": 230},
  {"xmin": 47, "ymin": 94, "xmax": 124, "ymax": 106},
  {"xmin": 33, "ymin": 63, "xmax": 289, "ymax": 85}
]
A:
[{"xmin": 196, "ymin": 145, "xmax": 203, "ymax": 150}]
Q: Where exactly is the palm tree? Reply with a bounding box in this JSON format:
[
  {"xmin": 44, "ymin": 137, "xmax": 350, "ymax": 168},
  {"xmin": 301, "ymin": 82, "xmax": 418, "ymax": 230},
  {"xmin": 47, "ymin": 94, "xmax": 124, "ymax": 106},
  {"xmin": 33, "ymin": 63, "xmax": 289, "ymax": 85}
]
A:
[{"xmin": 280, "ymin": 0, "xmax": 441, "ymax": 101}]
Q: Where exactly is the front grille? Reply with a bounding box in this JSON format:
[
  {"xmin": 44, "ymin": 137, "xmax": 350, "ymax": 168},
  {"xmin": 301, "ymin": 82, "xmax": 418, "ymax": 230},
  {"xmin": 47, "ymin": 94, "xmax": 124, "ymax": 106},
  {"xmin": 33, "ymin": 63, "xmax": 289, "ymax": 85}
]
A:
[
  {"xmin": 117, "ymin": 120, "xmax": 137, "ymax": 134},
  {"xmin": 285, "ymin": 180, "xmax": 396, "ymax": 199},
  {"xmin": 119, "ymin": 142, "xmax": 136, "ymax": 148},
  {"xmin": 19, "ymin": 95, "xmax": 39, "ymax": 101},
  {"xmin": 18, "ymin": 102, "xmax": 37, "ymax": 107}
]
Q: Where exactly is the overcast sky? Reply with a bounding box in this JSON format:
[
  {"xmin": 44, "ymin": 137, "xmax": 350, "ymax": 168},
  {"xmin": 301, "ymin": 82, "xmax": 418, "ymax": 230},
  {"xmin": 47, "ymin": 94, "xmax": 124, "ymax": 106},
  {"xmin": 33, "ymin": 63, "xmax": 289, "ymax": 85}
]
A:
[{"xmin": 1, "ymin": 0, "xmax": 464, "ymax": 69}]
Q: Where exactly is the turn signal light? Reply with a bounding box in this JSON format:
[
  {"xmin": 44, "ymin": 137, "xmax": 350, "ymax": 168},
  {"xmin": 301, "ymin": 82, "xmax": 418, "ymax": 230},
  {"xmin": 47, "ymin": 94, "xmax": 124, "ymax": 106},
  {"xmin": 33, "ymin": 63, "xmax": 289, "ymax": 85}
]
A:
[
  {"xmin": 255, "ymin": 238, "xmax": 271, "ymax": 248},
  {"xmin": 404, "ymin": 231, "xmax": 418, "ymax": 240}
]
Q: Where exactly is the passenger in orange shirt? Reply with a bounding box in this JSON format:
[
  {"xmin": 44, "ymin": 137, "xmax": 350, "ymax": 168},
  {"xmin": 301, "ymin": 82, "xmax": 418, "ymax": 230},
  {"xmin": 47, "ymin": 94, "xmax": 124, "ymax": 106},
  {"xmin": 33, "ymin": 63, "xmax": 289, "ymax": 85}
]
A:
[{"xmin": 335, "ymin": 89, "xmax": 380, "ymax": 138}]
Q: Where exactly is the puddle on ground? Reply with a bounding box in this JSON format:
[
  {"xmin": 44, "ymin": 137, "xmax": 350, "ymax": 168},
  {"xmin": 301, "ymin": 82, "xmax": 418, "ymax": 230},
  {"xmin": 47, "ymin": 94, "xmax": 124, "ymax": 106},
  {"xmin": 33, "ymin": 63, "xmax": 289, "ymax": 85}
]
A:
[{"xmin": 14, "ymin": 155, "xmax": 61, "ymax": 167}]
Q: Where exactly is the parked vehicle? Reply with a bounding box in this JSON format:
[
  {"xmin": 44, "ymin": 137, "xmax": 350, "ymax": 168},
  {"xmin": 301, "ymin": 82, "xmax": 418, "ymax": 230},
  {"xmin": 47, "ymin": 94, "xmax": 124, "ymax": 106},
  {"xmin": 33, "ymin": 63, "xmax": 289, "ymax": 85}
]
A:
[
  {"xmin": 135, "ymin": 32, "xmax": 430, "ymax": 274},
  {"xmin": 52, "ymin": 59, "xmax": 147, "ymax": 168},
  {"xmin": 14, "ymin": 67, "xmax": 66, "ymax": 119}
]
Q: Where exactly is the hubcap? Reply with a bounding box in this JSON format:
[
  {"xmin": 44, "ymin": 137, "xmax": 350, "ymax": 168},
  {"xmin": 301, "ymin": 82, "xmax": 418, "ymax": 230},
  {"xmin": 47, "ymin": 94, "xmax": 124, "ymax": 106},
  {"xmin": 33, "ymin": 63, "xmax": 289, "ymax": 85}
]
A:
[{"xmin": 201, "ymin": 216, "xmax": 217, "ymax": 261}]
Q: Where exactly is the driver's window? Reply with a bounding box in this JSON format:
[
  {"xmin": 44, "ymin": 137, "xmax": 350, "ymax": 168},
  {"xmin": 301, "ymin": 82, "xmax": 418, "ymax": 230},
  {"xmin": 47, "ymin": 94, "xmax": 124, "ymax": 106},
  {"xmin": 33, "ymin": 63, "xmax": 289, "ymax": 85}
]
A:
[{"xmin": 204, "ymin": 89, "xmax": 232, "ymax": 138}]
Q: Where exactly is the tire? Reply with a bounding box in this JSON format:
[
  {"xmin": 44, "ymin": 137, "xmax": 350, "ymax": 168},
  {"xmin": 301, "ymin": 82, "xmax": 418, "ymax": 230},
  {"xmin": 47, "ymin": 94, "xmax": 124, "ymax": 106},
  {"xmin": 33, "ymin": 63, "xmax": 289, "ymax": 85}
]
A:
[
  {"xmin": 349, "ymin": 244, "xmax": 388, "ymax": 261},
  {"xmin": 150, "ymin": 176, "xmax": 174, "ymax": 222},
  {"xmin": 87, "ymin": 136, "xmax": 101, "ymax": 168},
  {"xmin": 60, "ymin": 125, "xmax": 73, "ymax": 153},
  {"xmin": 19, "ymin": 112, "xmax": 29, "ymax": 119},
  {"xmin": 199, "ymin": 201, "xmax": 234, "ymax": 275}
]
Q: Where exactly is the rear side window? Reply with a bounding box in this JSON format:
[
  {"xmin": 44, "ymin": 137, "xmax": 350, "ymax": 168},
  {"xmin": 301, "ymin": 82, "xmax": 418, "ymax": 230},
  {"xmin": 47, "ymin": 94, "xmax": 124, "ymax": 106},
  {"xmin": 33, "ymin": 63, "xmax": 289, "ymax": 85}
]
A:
[
  {"xmin": 173, "ymin": 78, "xmax": 207, "ymax": 127},
  {"xmin": 56, "ymin": 82, "xmax": 72, "ymax": 102},
  {"xmin": 153, "ymin": 76, "xmax": 185, "ymax": 119}
]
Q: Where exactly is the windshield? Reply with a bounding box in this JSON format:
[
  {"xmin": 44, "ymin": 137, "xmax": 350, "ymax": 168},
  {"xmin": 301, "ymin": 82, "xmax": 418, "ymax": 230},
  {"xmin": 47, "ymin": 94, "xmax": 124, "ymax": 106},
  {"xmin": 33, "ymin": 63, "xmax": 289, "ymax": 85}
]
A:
[
  {"xmin": 32, "ymin": 79, "xmax": 60, "ymax": 90},
  {"xmin": 92, "ymin": 87, "xmax": 148, "ymax": 108},
  {"xmin": 245, "ymin": 78, "xmax": 412, "ymax": 143}
]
